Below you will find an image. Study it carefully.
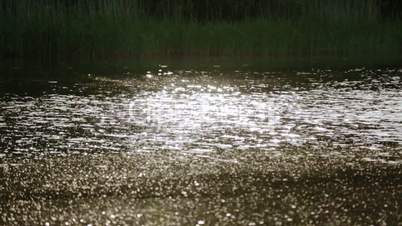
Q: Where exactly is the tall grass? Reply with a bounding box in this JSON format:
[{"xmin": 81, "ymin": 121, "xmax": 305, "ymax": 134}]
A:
[{"xmin": 0, "ymin": 0, "xmax": 401, "ymax": 61}]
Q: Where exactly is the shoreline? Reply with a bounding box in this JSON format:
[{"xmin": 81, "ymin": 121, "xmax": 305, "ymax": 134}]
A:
[{"xmin": 1, "ymin": 54, "xmax": 402, "ymax": 78}]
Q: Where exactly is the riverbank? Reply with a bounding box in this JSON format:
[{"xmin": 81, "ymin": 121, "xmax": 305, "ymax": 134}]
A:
[
  {"xmin": 3, "ymin": 18, "xmax": 402, "ymax": 60},
  {"xmin": 0, "ymin": 0, "xmax": 402, "ymax": 64},
  {"xmin": 2, "ymin": 54, "xmax": 402, "ymax": 81}
]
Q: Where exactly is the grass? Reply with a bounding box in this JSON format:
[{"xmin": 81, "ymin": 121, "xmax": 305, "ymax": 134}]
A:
[{"xmin": 0, "ymin": 0, "xmax": 401, "ymax": 63}]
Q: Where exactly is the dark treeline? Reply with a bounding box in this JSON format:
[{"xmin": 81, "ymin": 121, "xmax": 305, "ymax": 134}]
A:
[
  {"xmin": 1, "ymin": 0, "xmax": 401, "ymax": 61},
  {"xmin": 142, "ymin": 0, "xmax": 402, "ymax": 21},
  {"xmin": 2, "ymin": 0, "xmax": 402, "ymax": 21},
  {"xmin": 380, "ymin": 0, "xmax": 402, "ymax": 19}
]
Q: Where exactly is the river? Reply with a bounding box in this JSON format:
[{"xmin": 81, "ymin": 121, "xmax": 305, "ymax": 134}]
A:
[{"xmin": 0, "ymin": 65, "xmax": 401, "ymax": 225}]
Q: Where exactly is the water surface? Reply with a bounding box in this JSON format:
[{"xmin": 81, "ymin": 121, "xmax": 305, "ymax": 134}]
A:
[
  {"xmin": 1, "ymin": 67, "xmax": 401, "ymax": 159},
  {"xmin": 1, "ymin": 66, "xmax": 402, "ymax": 225}
]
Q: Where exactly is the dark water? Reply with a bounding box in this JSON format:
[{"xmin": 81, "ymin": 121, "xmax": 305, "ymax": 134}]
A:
[{"xmin": 1, "ymin": 66, "xmax": 402, "ymax": 225}]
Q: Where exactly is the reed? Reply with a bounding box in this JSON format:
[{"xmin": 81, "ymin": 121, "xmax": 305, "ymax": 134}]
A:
[{"xmin": 0, "ymin": 0, "xmax": 401, "ymax": 61}]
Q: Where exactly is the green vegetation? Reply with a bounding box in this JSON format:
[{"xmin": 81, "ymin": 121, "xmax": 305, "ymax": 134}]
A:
[{"xmin": 1, "ymin": 0, "xmax": 401, "ymax": 62}]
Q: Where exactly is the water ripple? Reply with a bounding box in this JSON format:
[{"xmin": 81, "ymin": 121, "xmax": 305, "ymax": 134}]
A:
[{"xmin": 0, "ymin": 68, "xmax": 401, "ymax": 159}]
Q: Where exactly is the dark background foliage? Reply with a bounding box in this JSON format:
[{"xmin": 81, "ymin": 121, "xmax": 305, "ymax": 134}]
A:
[
  {"xmin": 0, "ymin": 0, "xmax": 401, "ymax": 61},
  {"xmin": 2, "ymin": 0, "xmax": 401, "ymax": 21}
]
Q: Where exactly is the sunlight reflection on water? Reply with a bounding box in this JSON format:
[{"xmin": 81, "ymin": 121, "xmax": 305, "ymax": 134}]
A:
[{"xmin": 0, "ymin": 68, "xmax": 401, "ymax": 158}]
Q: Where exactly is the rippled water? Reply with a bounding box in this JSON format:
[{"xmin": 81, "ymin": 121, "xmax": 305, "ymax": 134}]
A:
[{"xmin": 1, "ymin": 67, "xmax": 401, "ymax": 158}]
